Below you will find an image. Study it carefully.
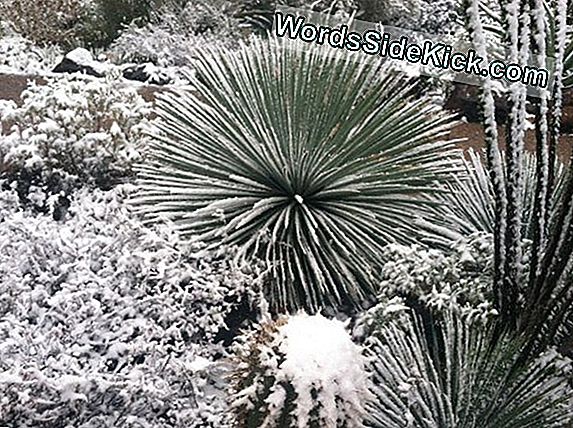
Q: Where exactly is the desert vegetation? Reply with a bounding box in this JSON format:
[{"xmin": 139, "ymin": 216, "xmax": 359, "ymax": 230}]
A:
[{"xmin": 0, "ymin": 0, "xmax": 572, "ymax": 427}]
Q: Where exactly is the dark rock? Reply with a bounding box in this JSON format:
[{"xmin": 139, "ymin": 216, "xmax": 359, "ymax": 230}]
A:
[
  {"xmin": 53, "ymin": 57, "xmax": 103, "ymax": 77},
  {"xmin": 122, "ymin": 63, "xmax": 171, "ymax": 85},
  {"xmin": 52, "ymin": 48, "xmax": 105, "ymax": 78}
]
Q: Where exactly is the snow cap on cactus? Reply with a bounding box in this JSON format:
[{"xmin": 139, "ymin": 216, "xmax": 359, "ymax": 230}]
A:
[{"xmin": 231, "ymin": 312, "xmax": 372, "ymax": 428}]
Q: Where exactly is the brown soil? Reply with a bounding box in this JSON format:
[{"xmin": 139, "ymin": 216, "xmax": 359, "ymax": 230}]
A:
[
  {"xmin": 0, "ymin": 73, "xmax": 46, "ymax": 105},
  {"xmin": 450, "ymin": 122, "xmax": 573, "ymax": 162}
]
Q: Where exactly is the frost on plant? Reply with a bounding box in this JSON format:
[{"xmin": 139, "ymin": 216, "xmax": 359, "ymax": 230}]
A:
[
  {"xmin": 364, "ymin": 307, "xmax": 573, "ymax": 428},
  {"xmin": 230, "ymin": 313, "xmax": 372, "ymax": 428},
  {"xmin": 108, "ymin": 0, "xmax": 240, "ymax": 67},
  {"xmin": 419, "ymin": 149, "xmax": 567, "ymax": 248},
  {"xmin": 0, "ymin": 33, "xmax": 62, "ymax": 74},
  {"xmin": 376, "ymin": 233, "xmax": 496, "ymax": 319},
  {"xmin": 0, "ymin": 184, "xmax": 258, "ymax": 427},
  {"xmin": 0, "ymin": 76, "xmax": 151, "ymax": 217},
  {"xmin": 133, "ymin": 37, "xmax": 462, "ymax": 312}
]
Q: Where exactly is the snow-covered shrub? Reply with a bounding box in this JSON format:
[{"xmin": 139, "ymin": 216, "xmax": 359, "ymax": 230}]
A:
[
  {"xmin": 376, "ymin": 232, "xmax": 496, "ymax": 319},
  {"xmin": 0, "ymin": 75, "xmax": 151, "ymax": 216},
  {"xmin": 0, "ymin": 0, "xmax": 88, "ymax": 48},
  {"xmin": 0, "ymin": 183, "xmax": 258, "ymax": 427},
  {"xmin": 107, "ymin": 0, "xmax": 240, "ymax": 67},
  {"xmin": 0, "ymin": 33, "xmax": 63, "ymax": 74},
  {"xmin": 230, "ymin": 313, "xmax": 372, "ymax": 427},
  {"xmin": 107, "ymin": 25, "xmax": 215, "ymax": 68}
]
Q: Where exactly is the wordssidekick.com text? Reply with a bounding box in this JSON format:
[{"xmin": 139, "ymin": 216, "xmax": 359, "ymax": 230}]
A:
[{"xmin": 274, "ymin": 10, "xmax": 551, "ymax": 90}]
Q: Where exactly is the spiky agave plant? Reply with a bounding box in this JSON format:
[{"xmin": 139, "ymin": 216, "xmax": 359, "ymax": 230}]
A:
[
  {"xmin": 417, "ymin": 149, "xmax": 567, "ymax": 248},
  {"xmin": 132, "ymin": 37, "xmax": 461, "ymax": 312},
  {"xmin": 365, "ymin": 307, "xmax": 573, "ymax": 428}
]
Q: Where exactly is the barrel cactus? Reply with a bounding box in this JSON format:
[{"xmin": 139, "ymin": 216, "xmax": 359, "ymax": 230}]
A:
[{"xmin": 230, "ymin": 313, "xmax": 372, "ymax": 427}]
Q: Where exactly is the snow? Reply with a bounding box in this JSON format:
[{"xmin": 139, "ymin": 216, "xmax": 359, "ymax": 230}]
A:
[
  {"xmin": 1, "ymin": 2, "xmax": 571, "ymax": 426},
  {"xmin": 66, "ymin": 47, "xmax": 94, "ymax": 65},
  {"xmin": 188, "ymin": 356, "xmax": 212, "ymax": 373},
  {"xmin": 0, "ymin": 34, "xmax": 62, "ymax": 74},
  {"xmin": 0, "ymin": 183, "xmax": 254, "ymax": 426},
  {"xmin": 232, "ymin": 313, "xmax": 372, "ymax": 428},
  {"xmin": 279, "ymin": 313, "xmax": 366, "ymax": 381}
]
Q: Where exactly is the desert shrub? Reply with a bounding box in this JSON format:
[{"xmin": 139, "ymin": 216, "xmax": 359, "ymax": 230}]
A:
[
  {"xmin": 0, "ymin": 0, "xmax": 87, "ymax": 48},
  {"xmin": 0, "ymin": 0, "xmax": 158, "ymax": 49},
  {"xmin": 0, "ymin": 75, "xmax": 151, "ymax": 217},
  {"xmin": 0, "ymin": 183, "xmax": 258, "ymax": 427},
  {"xmin": 376, "ymin": 232, "xmax": 496, "ymax": 318},
  {"xmin": 132, "ymin": 37, "xmax": 462, "ymax": 313},
  {"xmin": 106, "ymin": 26, "xmax": 202, "ymax": 67},
  {"xmin": 230, "ymin": 313, "xmax": 372, "ymax": 427},
  {"xmin": 151, "ymin": 0, "xmax": 238, "ymax": 36},
  {"xmin": 81, "ymin": 0, "xmax": 155, "ymax": 49},
  {"xmin": 0, "ymin": 33, "xmax": 62, "ymax": 74},
  {"xmin": 107, "ymin": 0, "xmax": 240, "ymax": 66},
  {"xmin": 456, "ymin": 0, "xmax": 573, "ymax": 357}
]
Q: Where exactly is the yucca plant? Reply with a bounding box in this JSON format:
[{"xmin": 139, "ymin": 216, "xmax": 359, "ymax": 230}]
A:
[
  {"xmin": 418, "ymin": 149, "xmax": 567, "ymax": 248},
  {"xmin": 365, "ymin": 1, "xmax": 573, "ymax": 426},
  {"xmin": 365, "ymin": 306, "xmax": 573, "ymax": 428},
  {"xmin": 132, "ymin": 37, "xmax": 462, "ymax": 312}
]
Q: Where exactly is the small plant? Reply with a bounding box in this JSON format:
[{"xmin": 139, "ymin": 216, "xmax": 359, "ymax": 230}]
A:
[
  {"xmin": 376, "ymin": 233, "xmax": 496, "ymax": 319},
  {"xmin": 0, "ymin": 32, "xmax": 62, "ymax": 74},
  {"xmin": 107, "ymin": 0, "xmax": 240, "ymax": 66},
  {"xmin": 230, "ymin": 313, "xmax": 372, "ymax": 427}
]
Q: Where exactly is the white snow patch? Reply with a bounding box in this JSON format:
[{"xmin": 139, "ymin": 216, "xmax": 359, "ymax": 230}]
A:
[
  {"xmin": 274, "ymin": 313, "xmax": 371, "ymax": 427},
  {"xmin": 66, "ymin": 48, "xmax": 94, "ymax": 66}
]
